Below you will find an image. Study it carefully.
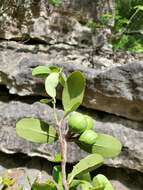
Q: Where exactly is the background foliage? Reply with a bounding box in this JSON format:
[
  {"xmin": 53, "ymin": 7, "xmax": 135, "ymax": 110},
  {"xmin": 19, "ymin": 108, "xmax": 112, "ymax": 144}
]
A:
[{"xmin": 112, "ymin": 0, "xmax": 143, "ymax": 52}]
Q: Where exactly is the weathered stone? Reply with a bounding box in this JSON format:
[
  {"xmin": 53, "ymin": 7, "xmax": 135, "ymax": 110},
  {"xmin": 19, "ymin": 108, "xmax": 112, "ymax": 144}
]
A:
[
  {"xmin": 0, "ymin": 152, "xmax": 143, "ymax": 190},
  {"xmin": 0, "ymin": 42, "xmax": 143, "ymax": 121},
  {"xmin": 0, "ymin": 0, "xmax": 115, "ymax": 44},
  {"xmin": 96, "ymin": 166, "xmax": 143, "ymax": 190},
  {"xmin": 0, "ymin": 100, "xmax": 143, "ymax": 173},
  {"xmin": 0, "ymin": 152, "xmax": 52, "ymax": 190}
]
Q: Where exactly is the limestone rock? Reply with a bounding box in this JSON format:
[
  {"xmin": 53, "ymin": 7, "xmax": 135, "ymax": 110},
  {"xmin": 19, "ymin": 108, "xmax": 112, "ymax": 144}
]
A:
[
  {"xmin": 0, "ymin": 101, "xmax": 143, "ymax": 173},
  {"xmin": 0, "ymin": 42, "xmax": 143, "ymax": 121},
  {"xmin": 0, "ymin": 152, "xmax": 142, "ymax": 190},
  {"xmin": 0, "ymin": 0, "xmax": 115, "ymax": 45}
]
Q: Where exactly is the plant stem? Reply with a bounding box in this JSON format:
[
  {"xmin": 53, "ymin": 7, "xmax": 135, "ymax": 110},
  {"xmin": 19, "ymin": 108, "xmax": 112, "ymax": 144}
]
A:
[
  {"xmin": 53, "ymin": 98, "xmax": 58, "ymax": 124},
  {"xmin": 58, "ymin": 120, "xmax": 68, "ymax": 190},
  {"xmin": 52, "ymin": 101, "xmax": 68, "ymax": 190}
]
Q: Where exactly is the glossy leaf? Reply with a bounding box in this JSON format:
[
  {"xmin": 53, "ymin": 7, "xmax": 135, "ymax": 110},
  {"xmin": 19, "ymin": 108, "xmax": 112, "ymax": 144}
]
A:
[
  {"xmin": 92, "ymin": 134, "xmax": 122, "ymax": 158},
  {"xmin": 53, "ymin": 166, "xmax": 63, "ymax": 190},
  {"xmin": 62, "ymin": 71, "xmax": 86, "ymax": 116},
  {"xmin": 68, "ymin": 154, "xmax": 104, "ymax": 184},
  {"xmin": 32, "ymin": 66, "xmax": 60, "ymax": 77},
  {"xmin": 16, "ymin": 118, "xmax": 57, "ymax": 144},
  {"xmin": 45, "ymin": 73, "xmax": 59, "ymax": 98},
  {"xmin": 92, "ymin": 174, "xmax": 114, "ymax": 190}
]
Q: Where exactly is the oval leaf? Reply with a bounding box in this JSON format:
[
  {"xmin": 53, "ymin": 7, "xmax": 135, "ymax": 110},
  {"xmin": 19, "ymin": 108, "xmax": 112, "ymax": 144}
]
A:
[
  {"xmin": 92, "ymin": 134, "xmax": 122, "ymax": 158},
  {"xmin": 32, "ymin": 66, "xmax": 61, "ymax": 77},
  {"xmin": 45, "ymin": 73, "xmax": 59, "ymax": 98},
  {"xmin": 92, "ymin": 174, "xmax": 114, "ymax": 190},
  {"xmin": 16, "ymin": 118, "xmax": 57, "ymax": 144},
  {"xmin": 68, "ymin": 153, "xmax": 104, "ymax": 185},
  {"xmin": 32, "ymin": 66, "xmax": 52, "ymax": 77},
  {"xmin": 62, "ymin": 71, "xmax": 86, "ymax": 116}
]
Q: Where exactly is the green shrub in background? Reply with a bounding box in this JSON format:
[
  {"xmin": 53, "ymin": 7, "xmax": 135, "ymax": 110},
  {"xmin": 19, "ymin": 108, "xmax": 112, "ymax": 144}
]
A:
[
  {"xmin": 112, "ymin": 0, "xmax": 143, "ymax": 52},
  {"xmin": 48, "ymin": 0, "xmax": 62, "ymax": 6},
  {"xmin": 16, "ymin": 66, "xmax": 122, "ymax": 190}
]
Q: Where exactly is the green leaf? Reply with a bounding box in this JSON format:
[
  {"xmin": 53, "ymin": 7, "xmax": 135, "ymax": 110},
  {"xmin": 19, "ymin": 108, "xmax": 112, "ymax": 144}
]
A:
[
  {"xmin": 2, "ymin": 177, "xmax": 15, "ymax": 187},
  {"xmin": 75, "ymin": 140, "xmax": 92, "ymax": 153},
  {"xmin": 69, "ymin": 180, "xmax": 92, "ymax": 190},
  {"xmin": 68, "ymin": 154, "xmax": 104, "ymax": 185},
  {"xmin": 59, "ymin": 72, "xmax": 67, "ymax": 87},
  {"xmin": 134, "ymin": 5, "xmax": 143, "ymax": 11},
  {"xmin": 40, "ymin": 98, "xmax": 52, "ymax": 104},
  {"xmin": 77, "ymin": 172, "xmax": 91, "ymax": 182},
  {"xmin": 53, "ymin": 153, "xmax": 62, "ymax": 162},
  {"xmin": 45, "ymin": 73, "xmax": 59, "ymax": 98},
  {"xmin": 32, "ymin": 66, "xmax": 51, "ymax": 77},
  {"xmin": 92, "ymin": 174, "xmax": 114, "ymax": 190},
  {"xmin": 32, "ymin": 66, "xmax": 61, "ymax": 77},
  {"xmin": 0, "ymin": 177, "xmax": 2, "ymax": 184},
  {"xmin": 62, "ymin": 71, "xmax": 86, "ymax": 116},
  {"xmin": 16, "ymin": 118, "xmax": 57, "ymax": 144},
  {"xmin": 92, "ymin": 134, "xmax": 122, "ymax": 158},
  {"xmin": 32, "ymin": 181, "xmax": 56, "ymax": 190},
  {"xmin": 48, "ymin": 0, "xmax": 61, "ymax": 6},
  {"xmin": 53, "ymin": 166, "xmax": 63, "ymax": 190}
]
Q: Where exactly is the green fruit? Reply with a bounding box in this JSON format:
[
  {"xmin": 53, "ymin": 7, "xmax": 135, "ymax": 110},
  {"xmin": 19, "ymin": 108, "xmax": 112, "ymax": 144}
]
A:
[
  {"xmin": 79, "ymin": 130, "xmax": 98, "ymax": 145},
  {"xmin": 84, "ymin": 115, "xmax": 94, "ymax": 130},
  {"xmin": 68, "ymin": 112, "xmax": 87, "ymax": 134}
]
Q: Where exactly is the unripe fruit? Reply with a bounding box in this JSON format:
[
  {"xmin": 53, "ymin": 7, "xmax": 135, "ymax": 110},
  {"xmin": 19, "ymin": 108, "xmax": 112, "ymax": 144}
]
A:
[
  {"xmin": 84, "ymin": 115, "xmax": 94, "ymax": 130},
  {"xmin": 79, "ymin": 130, "xmax": 98, "ymax": 145},
  {"xmin": 68, "ymin": 112, "xmax": 87, "ymax": 134}
]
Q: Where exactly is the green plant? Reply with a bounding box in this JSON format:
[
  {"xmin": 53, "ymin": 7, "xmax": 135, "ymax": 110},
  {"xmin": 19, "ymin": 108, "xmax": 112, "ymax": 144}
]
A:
[
  {"xmin": 112, "ymin": 0, "xmax": 143, "ymax": 52},
  {"xmin": 0, "ymin": 176, "xmax": 15, "ymax": 189},
  {"xmin": 16, "ymin": 65, "xmax": 122, "ymax": 190},
  {"xmin": 48, "ymin": 0, "xmax": 62, "ymax": 6},
  {"xmin": 68, "ymin": 112, "xmax": 87, "ymax": 134}
]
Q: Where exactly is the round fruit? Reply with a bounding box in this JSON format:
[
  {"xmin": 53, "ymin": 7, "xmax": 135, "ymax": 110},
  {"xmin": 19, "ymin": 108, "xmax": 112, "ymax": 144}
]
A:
[
  {"xmin": 68, "ymin": 112, "xmax": 87, "ymax": 134},
  {"xmin": 79, "ymin": 130, "xmax": 98, "ymax": 145},
  {"xmin": 84, "ymin": 115, "xmax": 94, "ymax": 130}
]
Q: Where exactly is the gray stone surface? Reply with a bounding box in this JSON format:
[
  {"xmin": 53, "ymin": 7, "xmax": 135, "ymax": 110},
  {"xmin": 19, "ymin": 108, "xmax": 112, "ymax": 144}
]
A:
[
  {"xmin": 0, "ymin": 0, "xmax": 114, "ymax": 44},
  {"xmin": 0, "ymin": 152, "xmax": 143, "ymax": 190},
  {"xmin": 0, "ymin": 0, "xmax": 142, "ymax": 189},
  {"xmin": 0, "ymin": 100, "xmax": 143, "ymax": 173},
  {"xmin": 0, "ymin": 42, "xmax": 143, "ymax": 121},
  {"xmin": 0, "ymin": 152, "xmax": 52, "ymax": 190}
]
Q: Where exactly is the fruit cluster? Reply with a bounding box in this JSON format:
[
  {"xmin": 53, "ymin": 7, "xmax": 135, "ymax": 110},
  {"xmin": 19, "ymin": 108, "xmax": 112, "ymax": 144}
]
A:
[{"xmin": 68, "ymin": 112, "xmax": 98, "ymax": 146}]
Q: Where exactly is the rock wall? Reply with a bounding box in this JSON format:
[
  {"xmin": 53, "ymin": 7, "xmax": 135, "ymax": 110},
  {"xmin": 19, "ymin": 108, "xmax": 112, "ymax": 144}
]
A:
[{"xmin": 0, "ymin": 1, "xmax": 143, "ymax": 189}]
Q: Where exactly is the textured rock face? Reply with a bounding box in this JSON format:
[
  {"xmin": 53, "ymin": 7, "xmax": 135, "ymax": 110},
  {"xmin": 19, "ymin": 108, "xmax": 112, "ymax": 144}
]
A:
[
  {"xmin": 0, "ymin": 0, "xmax": 143, "ymax": 189},
  {"xmin": 0, "ymin": 0, "xmax": 115, "ymax": 43},
  {"xmin": 0, "ymin": 42, "xmax": 143, "ymax": 121},
  {"xmin": 0, "ymin": 100, "xmax": 143, "ymax": 173},
  {"xmin": 0, "ymin": 152, "xmax": 142, "ymax": 190}
]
